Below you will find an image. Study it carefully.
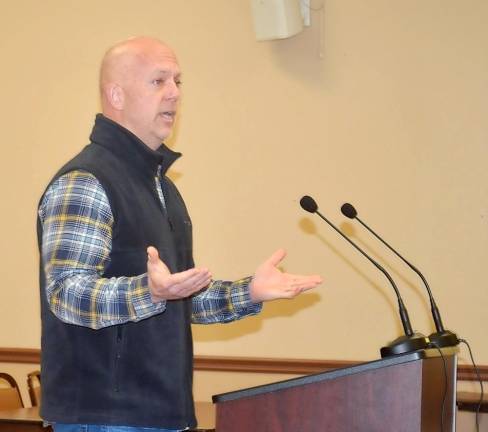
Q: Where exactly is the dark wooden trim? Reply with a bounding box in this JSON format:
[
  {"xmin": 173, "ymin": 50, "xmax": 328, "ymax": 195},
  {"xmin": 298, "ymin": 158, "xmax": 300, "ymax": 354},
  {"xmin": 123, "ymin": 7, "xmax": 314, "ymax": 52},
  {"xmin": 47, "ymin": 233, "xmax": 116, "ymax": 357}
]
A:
[
  {"xmin": 0, "ymin": 348, "xmax": 40, "ymax": 364},
  {"xmin": 1, "ymin": 348, "xmax": 487, "ymax": 381},
  {"xmin": 457, "ymin": 363, "xmax": 488, "ymax": 382},
  {"xmin": 193, "ymin": 355, "xmax": 357, "ymax": 375},
  {"xmin": 457, "ymin": 391, "xmax": 488, "ymax": 413}
]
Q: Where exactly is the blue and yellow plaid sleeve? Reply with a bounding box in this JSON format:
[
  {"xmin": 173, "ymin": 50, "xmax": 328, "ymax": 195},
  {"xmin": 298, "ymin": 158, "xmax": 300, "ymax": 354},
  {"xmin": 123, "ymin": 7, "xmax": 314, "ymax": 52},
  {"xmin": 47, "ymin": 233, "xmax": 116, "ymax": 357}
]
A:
[
  {"xmin": 191, "ymin": 276, "xmax": 262, "ymax": 324},
  {"xmin": 39, "ymin": 170, "xmax": 165, "ymax": 330}
]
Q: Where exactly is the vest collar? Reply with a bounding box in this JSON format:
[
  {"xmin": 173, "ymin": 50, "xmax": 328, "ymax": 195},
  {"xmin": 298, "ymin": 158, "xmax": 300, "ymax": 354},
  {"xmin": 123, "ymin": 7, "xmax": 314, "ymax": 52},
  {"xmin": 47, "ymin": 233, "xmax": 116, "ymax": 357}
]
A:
[{"xmin": 89, "ymin": 114, "xmax": 181, "ymax": 177}]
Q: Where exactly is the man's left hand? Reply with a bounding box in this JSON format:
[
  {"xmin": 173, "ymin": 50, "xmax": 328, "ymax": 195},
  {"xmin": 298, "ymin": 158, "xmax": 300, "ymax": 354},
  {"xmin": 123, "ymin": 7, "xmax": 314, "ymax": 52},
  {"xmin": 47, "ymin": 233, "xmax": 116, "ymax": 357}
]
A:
[{"xmin": 250, "ymin": 249, "xmax": 323, "ymax": 303}]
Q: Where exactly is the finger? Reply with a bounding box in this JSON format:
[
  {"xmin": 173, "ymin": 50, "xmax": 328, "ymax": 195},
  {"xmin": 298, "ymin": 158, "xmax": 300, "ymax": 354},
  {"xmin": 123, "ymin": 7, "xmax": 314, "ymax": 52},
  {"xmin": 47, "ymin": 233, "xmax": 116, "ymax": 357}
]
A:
[
  {"xmin": 287, "ymin": 274, "xmax": 323, "ymax": 284},
  {"xmin": 266, "ymin": 248, "xmax": 287, "ymax": 267},
  {"xmin": 167, "ymin": 267, "xmax": 211, "ymax": 287},
  {"xmin": 288, "ymin": 276, "xmax": 323, "ymax": 293},
  {"xmin": 168, "ymin": 272, "xmax": 212, "ymax": 297},
  {"xmin": 147, "ymin": 247, "xmax": 171, "ymax": 276},
  {"xmin": 294, "ymin": 281, "xmax": 320, "ymax": 292},
  {"xmin": 147, "ymin": 246, "xmax": 159, "ymax": 263},
  {"xmin": 178, "ymin": 275, "xmax": 212, "ymax": 296},
  {"xmin": 182, "ymin": 271, "xmax": 212, "ymax": 292}
]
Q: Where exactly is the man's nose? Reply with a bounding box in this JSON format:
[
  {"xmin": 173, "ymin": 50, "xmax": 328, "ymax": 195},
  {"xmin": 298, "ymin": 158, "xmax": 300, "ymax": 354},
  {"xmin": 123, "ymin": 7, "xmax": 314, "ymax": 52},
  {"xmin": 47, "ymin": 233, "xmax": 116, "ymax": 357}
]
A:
[{"xmin": 165, "ymin": 80, "xmax": 180, "ymax": 101}]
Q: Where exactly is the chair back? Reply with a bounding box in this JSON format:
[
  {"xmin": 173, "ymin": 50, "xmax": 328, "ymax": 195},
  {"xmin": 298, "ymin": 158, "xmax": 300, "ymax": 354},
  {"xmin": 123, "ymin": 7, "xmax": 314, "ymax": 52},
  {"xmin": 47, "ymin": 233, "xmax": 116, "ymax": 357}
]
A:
[
  {"xmin": 0, "ymin": 372, "xmax": 24, "ymax": 409},
  {"xmin": 27, "ymin": 370, "xmax": 41, "ymax": 407}
]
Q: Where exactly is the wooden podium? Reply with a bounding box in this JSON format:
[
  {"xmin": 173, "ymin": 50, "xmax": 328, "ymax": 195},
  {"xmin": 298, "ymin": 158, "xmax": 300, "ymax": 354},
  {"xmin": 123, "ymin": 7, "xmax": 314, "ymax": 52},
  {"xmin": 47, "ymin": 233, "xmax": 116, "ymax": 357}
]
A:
[{"xmin": 212, "ymin": 349, "xmax": 457, "ymax": 431}]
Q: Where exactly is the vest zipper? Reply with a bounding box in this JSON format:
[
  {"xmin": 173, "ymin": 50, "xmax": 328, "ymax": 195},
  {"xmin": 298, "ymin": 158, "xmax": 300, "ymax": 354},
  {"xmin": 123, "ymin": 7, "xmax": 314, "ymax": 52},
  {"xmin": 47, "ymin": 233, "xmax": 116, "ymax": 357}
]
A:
[
  {"xmin": 114, "ymin": 326, "xmax": 123, "ymax": 392},
  {"xmin": 155, "ymin": 168, "xmax": 174, "ymax": 232}
]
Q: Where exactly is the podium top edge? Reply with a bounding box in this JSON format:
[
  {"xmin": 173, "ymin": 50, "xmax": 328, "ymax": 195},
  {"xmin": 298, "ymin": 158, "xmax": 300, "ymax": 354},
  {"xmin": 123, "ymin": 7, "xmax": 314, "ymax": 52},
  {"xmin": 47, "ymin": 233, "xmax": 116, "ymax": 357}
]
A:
[{"xmin": 212, "ymin": 348, "xmax": 457, "ymax": 404}]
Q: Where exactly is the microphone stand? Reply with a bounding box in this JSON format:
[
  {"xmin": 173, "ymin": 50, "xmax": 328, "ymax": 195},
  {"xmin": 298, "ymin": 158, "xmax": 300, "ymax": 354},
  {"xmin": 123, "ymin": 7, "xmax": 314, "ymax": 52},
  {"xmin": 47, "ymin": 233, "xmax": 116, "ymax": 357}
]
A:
[
  {"xmin": 300, "ymin": 197, "xmax": 428, "ymax": 357},
  {"xmin": 356, "ymin": 214, "xmax": 458, "ymax": 347}
]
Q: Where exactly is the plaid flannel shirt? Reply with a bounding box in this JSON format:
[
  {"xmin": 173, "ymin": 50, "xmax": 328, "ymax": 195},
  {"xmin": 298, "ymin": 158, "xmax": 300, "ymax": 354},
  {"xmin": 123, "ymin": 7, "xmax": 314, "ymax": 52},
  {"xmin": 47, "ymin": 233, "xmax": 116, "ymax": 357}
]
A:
[{"xmin": 39, "ymin": 170, "xmax": 261, "ymax": 330}]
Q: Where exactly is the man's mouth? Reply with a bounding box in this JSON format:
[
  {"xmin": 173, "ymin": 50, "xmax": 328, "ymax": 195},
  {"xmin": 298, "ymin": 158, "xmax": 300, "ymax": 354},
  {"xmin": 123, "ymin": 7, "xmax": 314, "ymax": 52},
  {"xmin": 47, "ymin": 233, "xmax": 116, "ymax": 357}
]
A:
[{"xmin": 160, "ymin": 111, "xmax": 176, "ymax": 121}]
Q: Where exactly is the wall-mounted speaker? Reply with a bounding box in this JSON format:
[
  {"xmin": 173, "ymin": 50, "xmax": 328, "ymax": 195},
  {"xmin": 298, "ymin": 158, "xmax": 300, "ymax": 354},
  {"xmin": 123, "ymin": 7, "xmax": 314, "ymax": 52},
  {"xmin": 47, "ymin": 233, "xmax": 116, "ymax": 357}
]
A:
[{"xmin": 251, "ymin": 0, "xmax": 304, "ymax": 41}]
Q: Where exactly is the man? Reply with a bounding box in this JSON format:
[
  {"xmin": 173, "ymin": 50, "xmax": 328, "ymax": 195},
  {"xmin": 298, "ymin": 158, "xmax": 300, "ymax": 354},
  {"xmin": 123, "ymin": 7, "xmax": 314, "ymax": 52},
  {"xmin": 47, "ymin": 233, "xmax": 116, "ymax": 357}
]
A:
[{"xmin": 38, "ymin": 37, "xmax": 322, "ymax": 432}]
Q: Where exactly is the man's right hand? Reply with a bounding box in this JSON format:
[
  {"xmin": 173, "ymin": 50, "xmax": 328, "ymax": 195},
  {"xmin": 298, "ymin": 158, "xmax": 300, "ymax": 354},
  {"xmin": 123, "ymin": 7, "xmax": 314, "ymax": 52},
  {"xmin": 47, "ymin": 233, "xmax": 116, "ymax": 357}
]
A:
[{"xmin": 147, "ymin": 246, "xmax": 212, "ymax": 302}]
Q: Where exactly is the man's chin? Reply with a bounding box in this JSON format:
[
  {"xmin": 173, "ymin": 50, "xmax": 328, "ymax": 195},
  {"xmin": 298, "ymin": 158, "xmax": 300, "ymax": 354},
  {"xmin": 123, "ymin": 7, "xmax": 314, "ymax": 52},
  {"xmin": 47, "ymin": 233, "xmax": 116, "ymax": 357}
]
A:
[{"xmin": 153, "ymin": 128, "xmax": 173, "ymax": 145}]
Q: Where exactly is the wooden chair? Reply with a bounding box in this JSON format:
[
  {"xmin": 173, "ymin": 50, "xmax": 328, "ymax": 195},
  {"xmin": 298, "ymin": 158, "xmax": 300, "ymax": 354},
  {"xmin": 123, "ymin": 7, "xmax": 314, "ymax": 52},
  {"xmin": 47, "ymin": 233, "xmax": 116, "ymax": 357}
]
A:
[
  {"xmin": 27, "ymin": 370, "xmax": 41, "ymax": 407},
  {"xmin": 0, "ymin": 372, "xmax": 24, "ymax": 409}
]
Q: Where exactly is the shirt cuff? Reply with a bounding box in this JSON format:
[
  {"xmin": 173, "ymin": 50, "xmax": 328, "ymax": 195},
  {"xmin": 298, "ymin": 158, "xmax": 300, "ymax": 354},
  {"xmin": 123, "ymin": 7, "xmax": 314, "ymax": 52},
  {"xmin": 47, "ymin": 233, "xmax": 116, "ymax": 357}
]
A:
[
  {"xmin": 230, "ymin": 276, "xmax": 263, "ymax": 316},
  {"xmin": 131, "ymin": 273, "xmax": 166, "ymax": 319}
]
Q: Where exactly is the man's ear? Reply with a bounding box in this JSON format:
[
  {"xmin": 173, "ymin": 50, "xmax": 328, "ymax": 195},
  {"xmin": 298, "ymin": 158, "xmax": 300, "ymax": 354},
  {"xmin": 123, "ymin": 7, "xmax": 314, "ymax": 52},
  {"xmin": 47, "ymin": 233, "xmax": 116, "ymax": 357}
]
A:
[{"xmin": 106, "ymin": 84, "xmax": 124, "ymax": 110}]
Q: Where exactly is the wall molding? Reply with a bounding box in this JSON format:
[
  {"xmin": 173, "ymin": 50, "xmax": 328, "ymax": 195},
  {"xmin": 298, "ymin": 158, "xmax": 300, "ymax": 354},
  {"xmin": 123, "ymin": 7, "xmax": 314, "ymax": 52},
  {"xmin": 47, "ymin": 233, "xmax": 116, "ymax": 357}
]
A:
[
  {"xmin": 1, "ymin": 347, "xmax": 486, "ymax": 381},
  {"xmin": 0, "ymin": 348, "xmax": 40, "ymax": 364},
  {"xmin": 194, "ymin": 355, "xmax": 357, "ymax": 375}
]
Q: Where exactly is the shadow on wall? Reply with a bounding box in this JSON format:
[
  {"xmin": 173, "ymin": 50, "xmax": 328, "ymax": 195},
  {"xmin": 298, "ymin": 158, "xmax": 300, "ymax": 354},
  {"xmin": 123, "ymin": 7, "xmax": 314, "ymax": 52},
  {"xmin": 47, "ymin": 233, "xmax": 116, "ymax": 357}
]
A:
[
  {"xmin": 339, "ymin": 220, "xmax": 431, "ymax": 311},
  {"xmin": 266, "ymin": 3, "xmax": 328, "ymax": 87},
  {"xmin": 299, "ymin": 216, "xmax": 398, "ymax": 315},
  {"xmin": 192, "ymin": 291, "xmax": 321, "ymax": 342},
  {"xmin": 299, "ymin": 215, "xmax": 431, "ymax": 327}
]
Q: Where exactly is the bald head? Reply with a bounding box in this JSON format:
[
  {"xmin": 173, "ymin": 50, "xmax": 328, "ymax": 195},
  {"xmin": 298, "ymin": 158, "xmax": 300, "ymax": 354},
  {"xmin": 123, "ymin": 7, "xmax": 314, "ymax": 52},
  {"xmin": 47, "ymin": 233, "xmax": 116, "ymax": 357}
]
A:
[
  {"xmin": 99, "ymin": 37, "xmax": 181, "ymax": 149},
  {"xmin": 100, "ymin": 37, "xmax": 171, "ymax": 97}
]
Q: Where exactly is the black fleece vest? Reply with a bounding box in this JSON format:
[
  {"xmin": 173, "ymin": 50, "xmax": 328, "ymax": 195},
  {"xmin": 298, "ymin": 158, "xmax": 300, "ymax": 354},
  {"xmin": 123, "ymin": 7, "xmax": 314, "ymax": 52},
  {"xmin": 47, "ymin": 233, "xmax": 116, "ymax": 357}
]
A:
[{"xmin": 37, "ymin": 114, "xmax": 196, "ymax": 429}]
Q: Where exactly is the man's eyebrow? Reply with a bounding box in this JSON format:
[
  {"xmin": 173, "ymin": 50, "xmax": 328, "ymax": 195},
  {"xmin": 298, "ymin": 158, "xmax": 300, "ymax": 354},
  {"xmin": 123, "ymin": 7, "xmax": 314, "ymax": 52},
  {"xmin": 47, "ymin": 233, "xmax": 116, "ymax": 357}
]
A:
[{"xmin": 154, "ymin": 69, "xmax": 181, "ymax": 76}]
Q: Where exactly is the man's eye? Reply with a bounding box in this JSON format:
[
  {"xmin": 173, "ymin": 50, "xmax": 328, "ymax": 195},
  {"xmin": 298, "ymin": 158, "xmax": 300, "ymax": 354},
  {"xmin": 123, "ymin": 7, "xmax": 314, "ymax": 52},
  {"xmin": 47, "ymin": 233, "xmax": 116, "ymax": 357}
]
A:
[{"xmin": 152, "ymin": 78, "xmax": 181, "ymax": 87}]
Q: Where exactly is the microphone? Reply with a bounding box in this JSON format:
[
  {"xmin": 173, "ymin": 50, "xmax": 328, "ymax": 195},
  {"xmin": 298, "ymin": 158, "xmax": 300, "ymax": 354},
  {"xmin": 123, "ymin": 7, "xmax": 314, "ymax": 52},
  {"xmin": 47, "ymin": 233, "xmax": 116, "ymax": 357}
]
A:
[
  {"xmin": 300, "ymin": 195, "xmax": 428, "ymax": 357},
  {"xmin": 341, "ymin": 202, "xmax": 459, "ymax": 348}
]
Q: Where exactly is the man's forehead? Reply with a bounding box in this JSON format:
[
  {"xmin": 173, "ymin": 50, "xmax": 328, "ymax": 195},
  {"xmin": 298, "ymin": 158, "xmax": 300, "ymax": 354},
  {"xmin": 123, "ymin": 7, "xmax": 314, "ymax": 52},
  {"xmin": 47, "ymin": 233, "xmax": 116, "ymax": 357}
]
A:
[
  {"xmin": 100, "ymin": 37, "xmax": 180, "ymax": 84},
  {"xmin": 141, "ymin": 60, "xmax": 181, "ymax": 78},
  {"xmin": 138, "ymin": 47, "xmax": 180, "ymax": 72}
]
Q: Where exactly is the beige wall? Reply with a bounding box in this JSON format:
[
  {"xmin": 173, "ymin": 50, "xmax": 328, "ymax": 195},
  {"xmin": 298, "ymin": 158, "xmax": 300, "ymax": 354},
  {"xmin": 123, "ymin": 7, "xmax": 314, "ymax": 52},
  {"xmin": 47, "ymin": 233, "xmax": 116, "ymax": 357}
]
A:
[{"xmin": 0, "ymin": 0, "xmax": 487, "ymax": 387}]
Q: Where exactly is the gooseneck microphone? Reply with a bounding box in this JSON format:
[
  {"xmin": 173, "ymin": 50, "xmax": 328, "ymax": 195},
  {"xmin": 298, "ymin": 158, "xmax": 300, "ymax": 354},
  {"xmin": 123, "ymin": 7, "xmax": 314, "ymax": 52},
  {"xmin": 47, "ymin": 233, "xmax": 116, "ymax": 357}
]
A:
[
  {"xmin": 341, "ymin": 202, "xmax": 459, "ymax": 348},
  {"xmin": 300, "ymin": 195, "xmax": 428, "ymax": 357}
]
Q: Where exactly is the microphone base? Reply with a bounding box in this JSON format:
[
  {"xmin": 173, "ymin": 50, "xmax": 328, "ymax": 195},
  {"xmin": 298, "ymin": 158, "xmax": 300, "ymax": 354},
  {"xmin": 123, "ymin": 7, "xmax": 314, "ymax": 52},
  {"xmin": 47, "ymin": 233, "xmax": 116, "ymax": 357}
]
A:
[
  {"xmin": 428, "ymin": 330, "xmax": 459, "ymax": 348},
  {"xmin": 380, "ymin": 333, "xmax": 429, "ymax": 358}
]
